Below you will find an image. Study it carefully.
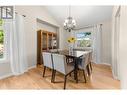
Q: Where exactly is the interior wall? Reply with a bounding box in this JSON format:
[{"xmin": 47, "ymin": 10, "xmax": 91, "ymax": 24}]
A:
[
  {"xmin": 37, "ymin": 20, "xmax": 57, "ymax": 33},
  {"xmin": 119, "ymin": 6, "xmax": 127, "ymax": 89},
  {"xmin": 62, "ymin": 30, "xmax": 71, "ymax": 49},
  {"xmin": 0, "ymin": 6, "xmax": 65, "ymax": 79},
  {"xmin": 69, "ymin": 20, "xmax": 112, "ymax": 65},
  {"xmin": 112, "ymin": 6, "xmax": 127, "ymax": 89},
  {"xmin": 15, "ymin": 6, "xmax": 61, "ymax": 68},
  {"xmin": 101, "ymin": 20, "xmax": 112, "ymax": 65},
  {"xmin": 111, "ymin": 6, "xmax": 120, "ymax": 80},
  {"xmin": 59, "ymin": 28, "xmax": 66, "ymax": 49},
  {"xmin": 0, "ymin": 62, "xmax": 12, "ymax": 79}
]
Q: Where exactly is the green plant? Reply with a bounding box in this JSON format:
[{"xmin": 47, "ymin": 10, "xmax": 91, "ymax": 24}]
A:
[
  {"xmin": 85, "ymin": 32, "xmax": 91, "ymax": 36},
  {"xmin": 0, "ymin": 30, "xmax": 4, "ymax": 44},
  {"xmin": 0, "ymin": 19, "xmax": 3, "ymax": 26},
  {"xmin": 78, "ymin": 40, "xmax": 91, "ymax": 47}
]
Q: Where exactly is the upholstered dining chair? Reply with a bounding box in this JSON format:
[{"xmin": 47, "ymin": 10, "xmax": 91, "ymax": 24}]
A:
[
  {"xmin": 49, "ymin": 49, "xmax": 58, "ymax": 52},
  {"xmin": 88, "ymin": 51, "xmax": 93, "ymax": 72},
  {"xmin": 78, "ymin": 52, "xmax": 90, "ymax": 83},
  {"xmin": 52, "ymin": 53, "xmax": 74, "ymax": 89},
  {"xmin": 42, "ymin": 52, "xmax": 54, "ymax": 82},
  {"xmin": 85, "ymin": 51, "xmax": 93, "ymax": 75}
]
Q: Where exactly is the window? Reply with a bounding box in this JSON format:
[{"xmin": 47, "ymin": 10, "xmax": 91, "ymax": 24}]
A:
[
  {"xmin": 0, "ymin": 19, "xmax": 4, "ymax": 59},
  {"xmin": 76, "ymin": 32, "xmax": 92, "ymax": 47},
  {"xmin": 0, "ymin": 6, "xmax": 13, "ymax": 19}
]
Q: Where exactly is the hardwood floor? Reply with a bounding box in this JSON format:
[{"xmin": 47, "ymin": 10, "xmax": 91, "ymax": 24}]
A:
[{"xmin": 0, "ymin": 64, "xmax": 120, "ymax": 89}]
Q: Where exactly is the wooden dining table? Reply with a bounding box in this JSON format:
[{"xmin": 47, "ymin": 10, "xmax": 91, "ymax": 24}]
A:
[{"xmin": 50, "ymin": 49, "xmax": 90, "ymax": 83}]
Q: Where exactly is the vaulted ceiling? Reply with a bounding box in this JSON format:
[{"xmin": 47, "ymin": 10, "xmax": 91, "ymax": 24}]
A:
[{"xmin": 44, "ymin": 6, "xmax": 113, "ymax": 28}]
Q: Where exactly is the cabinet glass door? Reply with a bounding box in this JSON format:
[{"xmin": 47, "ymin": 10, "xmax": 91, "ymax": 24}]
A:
[
  {"xmin": 48, "ymin": 34, "xmax": 52, "ymax": 49},
  {"xmin": 42, "ymin": 32, "xmax": 47, "ymax": 50}
]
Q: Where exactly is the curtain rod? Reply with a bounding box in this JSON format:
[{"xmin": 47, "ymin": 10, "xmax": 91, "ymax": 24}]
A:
[
  {"xmin": 74, "ymin": 25, "xmax": 94, "ymax": 30},
  {"xmin": 15, "ymin": 12, "xmax": 26, "ymax": 17},
  {"xmin": 74, "ymin": 24, "xmax": 103, "ymax": 30}
]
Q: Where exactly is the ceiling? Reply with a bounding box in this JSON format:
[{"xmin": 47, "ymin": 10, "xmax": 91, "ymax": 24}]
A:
[{"xmin": 44, "ymin": 6, "xmax": 113, "ymax": 28}]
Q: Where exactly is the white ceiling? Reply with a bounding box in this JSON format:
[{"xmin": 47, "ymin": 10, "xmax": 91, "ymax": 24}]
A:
[{"xmin": 44, "ymin": 6, "xmax": 113, "ymax": 28}]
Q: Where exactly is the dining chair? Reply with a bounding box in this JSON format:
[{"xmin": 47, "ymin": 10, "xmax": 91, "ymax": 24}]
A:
[
  {"xmin": 42, "ymin": 52, "xmax": 54, "ymax": 82},
  {"xmin": 78, "ymin": 52, "xmax": 90, "ymax": 83},
  {"xmin": 52, "ymin": 53, "xmax": 74, "ymax": 89},
  {"xmin": 49, "ymin": 49, "xmax": 58, "ymax": 52},
  {"xmin": 88, "ymin": 51, "xmax": 93, "ymax": 72}
]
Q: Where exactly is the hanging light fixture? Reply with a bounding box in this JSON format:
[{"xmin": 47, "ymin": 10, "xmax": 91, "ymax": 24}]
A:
[{"xmin": 64, "ymin": 6, "xmax": 76, "ymax": 32}]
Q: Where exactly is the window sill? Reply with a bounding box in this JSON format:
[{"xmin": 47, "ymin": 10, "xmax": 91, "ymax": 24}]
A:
[{"xmin": 0, "ymin": 58, "xmax": 9, "ymax": 63}]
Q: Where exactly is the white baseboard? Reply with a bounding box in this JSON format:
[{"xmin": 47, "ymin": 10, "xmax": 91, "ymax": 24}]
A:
[
  {"xmin": 0, "ymin": 73, "xmax": 13, "ymax": 80},
  {"xmin": 101, "ymin": 63, "xmax": 111, "ymax": 66},
  {"xmin": 28, "ymin": 65, "xmax": 36, "ymax": 70},
  {"xmin": 0, "ymin": 65, "xmax": 36, "ymax": 80},
  {"xmin": 93, "ymin": 61, "xmax": 111, "ymax": 66}
]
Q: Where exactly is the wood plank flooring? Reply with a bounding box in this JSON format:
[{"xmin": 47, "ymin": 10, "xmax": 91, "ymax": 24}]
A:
[{"xmin": 0, "ymin": 64, "xmax": 120, "ymax": 89}]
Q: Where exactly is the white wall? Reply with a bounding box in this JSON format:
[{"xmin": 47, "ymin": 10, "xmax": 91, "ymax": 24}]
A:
[
  {"xmin": 112, "ymin": 6, "xmax": 127, "ymax": 89},
  {"xmin": 0, "ymin": 6, "xmax": 66, "ymax": 79},
  {"xmin": 111, "ymin": 6, "xmax": 120, "ymax": 80},
  {"xmin": 0, "ymin": 62, "xmax": 12, "ymax": 79},
  {"xmin": 36, "ymin": 19, "xmax": 57, "ymax": 33},
  {"xmin": 63, "ymin": 30, "xmax": 71, "ymax": 49},
  {"xmin": 15, "ymin": 6, "xmax": 63, "ymax": 68},
  {"xmin": 69, "ymin": 20, "xmax": 112, "ymax": 65},
  {"xmin": 59, "ymin": 28, "xmax": 66, "ymax": 49},
  {"xmin": 119, "ymin": 6, "xmax": 127, "ymax": 89},
  {"xmin": 101, "ymin": 20, "xmax": 112, "ymax": 65}
]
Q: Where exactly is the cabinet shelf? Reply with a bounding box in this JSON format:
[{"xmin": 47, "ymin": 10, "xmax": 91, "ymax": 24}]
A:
[{"xmin": 37, "ymin": 30, "xmax": 58, "ymax": 64}]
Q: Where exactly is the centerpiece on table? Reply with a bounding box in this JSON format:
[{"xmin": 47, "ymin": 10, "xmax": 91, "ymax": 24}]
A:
[{"xmin": 67, "ymin": 37, "xmax": 76, "ymax": 54}]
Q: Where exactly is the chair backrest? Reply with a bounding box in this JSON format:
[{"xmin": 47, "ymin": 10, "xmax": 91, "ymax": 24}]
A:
[
  {"xmin": 52, "ymin": 53, "xmax": 67, "ymax": 75},
  {"xmin": 49, "ymin": 49, "xmax": 58, "ymax": 53},
  {"xmin": 80, "ymin": 52, "xmax": 90, "ymax": 70},
  {"xmin": 42, "ymin": 52, "xmax": 53, "ymax": 69}
]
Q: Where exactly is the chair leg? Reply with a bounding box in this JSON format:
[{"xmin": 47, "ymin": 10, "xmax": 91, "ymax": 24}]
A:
[
  {"xmin": 64, "ymin": 75, "xmax": 67, "ymax": 89},
  {"xmin": 53, "ymin": 70, "xmax": 56, "ymax": 82},
  {"xmin": 51, "ymin": 69, "xmax": 54, "ymax": 83},
  {"xmin": 83, "ymin": 70, "xmax": 87, "ymax": 83},
  {"xmin": 86, "ymin": 65, "xmax": 90, "ymax": 76},
  {"xmin": 90, "ymin": 62, "xmax": 92, "ymax": 71},
  {"xmin": 69, "ymin": 73, "xmax": 71, "ymax": 77},
  {"xmin": 43, "ymin": 66, "xmax": 46, "ymax": 77}
]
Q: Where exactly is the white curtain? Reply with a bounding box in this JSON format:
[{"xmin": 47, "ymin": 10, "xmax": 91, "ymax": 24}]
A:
[
  {"xmin": 92, "ymin": 24, "xmax": 102, "ymax": 64},
  {"xmin": 10, "ymin": 14, "xmax": 28, "ymax": 75}
]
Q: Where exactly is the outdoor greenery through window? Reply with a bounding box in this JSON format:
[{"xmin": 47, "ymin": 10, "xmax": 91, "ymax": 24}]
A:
[
  {"xmin": 76, "ymin": 32, "xmax": 92, "ymax": 47},
  {"xmin": 0, "ymin": 19, "xmax": 4, "ymax": 58}
]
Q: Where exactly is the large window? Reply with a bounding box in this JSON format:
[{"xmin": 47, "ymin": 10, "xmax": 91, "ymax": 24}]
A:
[
  {"xmin": 76, "ymin": 32, "xmax": 92, "ymax": 47},
  {"xmin": 0, "ymin": 19, "xmax": 4, "ymax": 59}
]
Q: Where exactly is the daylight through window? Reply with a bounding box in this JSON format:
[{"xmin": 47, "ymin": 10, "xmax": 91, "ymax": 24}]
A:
[{"xmin": 76, "ymin": 32, "xmax": 92, "ymax": 48}]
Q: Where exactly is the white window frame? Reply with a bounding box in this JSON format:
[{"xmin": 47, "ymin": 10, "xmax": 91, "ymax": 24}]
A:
[
  {"xmin": 75, "ymin": 31, "xmax": 92, "ymax": 50},
  {"xmin": 0, "ymin": 19, "xmax": 11, "ymax": 63}
]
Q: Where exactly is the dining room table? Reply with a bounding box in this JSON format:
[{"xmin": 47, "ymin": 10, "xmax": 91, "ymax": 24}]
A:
[{"xmin": 49, "ymin": 49, "xmax": 91, "ymax": 83}]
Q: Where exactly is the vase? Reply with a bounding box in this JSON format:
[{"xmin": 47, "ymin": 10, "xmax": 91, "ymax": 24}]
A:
[{"xmin": 69, "ymin": 43, "xmax": 73, "ymax": 55}]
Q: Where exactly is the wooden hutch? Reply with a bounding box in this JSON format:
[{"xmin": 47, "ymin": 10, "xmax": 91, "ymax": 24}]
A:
[{"xmin": 37, "ymin": 29, "xmax": 58, "ymax": 64}]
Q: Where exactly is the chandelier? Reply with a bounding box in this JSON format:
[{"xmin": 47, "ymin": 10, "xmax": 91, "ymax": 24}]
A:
[{"xmin": 64, "ymin": 6, "xmax": 76, "ymax": 32}]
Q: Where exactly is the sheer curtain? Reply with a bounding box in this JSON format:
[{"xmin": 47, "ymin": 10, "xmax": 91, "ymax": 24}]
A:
[
  {"xmin": 10, "ymin": 14, "xmax": 28, "ymax": 75},
  {"xmin": 91, "ymin": 24, "xmax": 102, "ymax": 64}
]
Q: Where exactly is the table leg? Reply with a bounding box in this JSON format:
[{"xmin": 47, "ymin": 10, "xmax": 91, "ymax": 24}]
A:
[{"xmin": 74, "ymin": 58, "xmax": 78, "ymax": 83}]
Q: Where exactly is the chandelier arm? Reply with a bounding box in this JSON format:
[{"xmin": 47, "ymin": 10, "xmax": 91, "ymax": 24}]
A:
[{"xmin": 63, "ymin": 5, "xmax": 76, "ymax": 32}]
